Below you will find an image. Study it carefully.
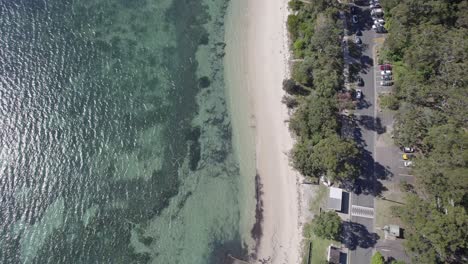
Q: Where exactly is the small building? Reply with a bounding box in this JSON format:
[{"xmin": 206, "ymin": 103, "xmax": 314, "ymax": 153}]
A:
[
  {"xmin": 328, "ymin": 187, "xmax": 343, "ymax": 212},
  {"xmin": 384, "ymin": 224, "xmax": 401, "ymax": 239},
  {"xmin": 327, "ymin": 245, "xmax": 341, "ymax": 264}
]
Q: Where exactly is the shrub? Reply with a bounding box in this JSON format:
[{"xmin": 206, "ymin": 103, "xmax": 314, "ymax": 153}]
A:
[
  {"xmin": 380, "ymin": 94, "xmax": 399, "ymax": 110},
  {"xmin": 371, "ymin": 252, "xmax": 385, "ymax": 264},
  {"xmin": 292, "ymin": 59, "xmax": 314, "ymax": 87},
  {"xmin": 287, "ymin": 15, "xmax": 300, "ymax": 40},
  {"xmin": 288, "ymin": 0, "xmax": 302, "ymax": 11},
  {"xmin": 282, "ymin": 95, "xmax": 299, "ymax": 108},
  {"xmin": 312, "ymin": 211, "xmax": 342, "ymax": 240}
]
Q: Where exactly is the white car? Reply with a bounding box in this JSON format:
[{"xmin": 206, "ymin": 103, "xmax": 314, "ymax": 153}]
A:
[
  {"xmin": 355, "ymin": 89, "xmax": 363, "ymax": 99},
  {"xmin": 380, "ymin": 81, "xmax": 393, "ymax": 86},
  {"xmin": 404, "ymin": 161, "xmax": 414, "ymax": 167},
  {"xmin": 403, "ymin": 147, "xmax": 415, "ymax": 153},
  {"xmin": 374, "ymin": 18, "xmax": 385, "ymax": 25},
  {"xmin": 381, "ymin": 70, "xmax": 392, "ymax": 75}
]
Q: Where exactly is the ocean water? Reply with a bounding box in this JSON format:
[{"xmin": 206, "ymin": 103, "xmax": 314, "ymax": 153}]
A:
[{"xmin": 0, "ymin": 0, "xmax": 249, "ymax": 263}]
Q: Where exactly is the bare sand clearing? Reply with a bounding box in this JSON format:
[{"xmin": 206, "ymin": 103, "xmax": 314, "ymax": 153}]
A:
[{"xmin": 225, "ymin": 0, "xmax": 303, "ymax": 263}]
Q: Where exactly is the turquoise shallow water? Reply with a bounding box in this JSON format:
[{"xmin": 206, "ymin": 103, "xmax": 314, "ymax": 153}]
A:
[{"xmin": 0, "ymin": 0, "xmax": 247, "ymax": 263}]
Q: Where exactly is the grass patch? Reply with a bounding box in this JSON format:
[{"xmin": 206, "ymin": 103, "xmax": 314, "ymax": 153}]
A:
[
  {"xmin": 309, "ymin": 184, "xmax": 328, "ymax": 213},
  {"xmin": 301, "ymin": 184, "xmax": 333, "ymax": 264},
  {"xmin": 375, "ymin": 183, "xmax": 406, "ymax": 237}
]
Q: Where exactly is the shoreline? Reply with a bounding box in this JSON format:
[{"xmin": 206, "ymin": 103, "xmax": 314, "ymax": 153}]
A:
[{"xmin": 224, "ymin": 0, "xmax": 303, "ymax": 263}]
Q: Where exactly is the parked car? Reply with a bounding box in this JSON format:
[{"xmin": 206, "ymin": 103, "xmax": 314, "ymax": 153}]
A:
[
  {"xmin": 354, "ymin": 36, "xmax": 362, "ymax": 44},
  {"xmin": 357, "ymin": 77, "xmax": 364, "ymax": 86},
  {"xmin": 352, "ymin": 15, "xmax": 358, "ymax": 24},
  {"xmin": 403, "ymin": 147, "xmax": 415, "ymax": 153},
  {"xmin": 380, "ymin": 81, "xmax": 393, "ymax": 86},
  {"xmin": 404, "ymin": 161, "xmax": 414, "ymax": 167},
  {"xmin": 381, "ymin": 75, "xmax": 392, "ymax": 81},
  {"xmin": 370, "ymin": 3, "xmax": 382, "ymax": 9},
  {"xmin": 356, "ymin": 29, "xmax": 362, "ymax": 36},
  {"xmin": 371, "ymin": 8, "xmax": 383, "ymax": 16},
  {"xmin": 402, "ymin": 154, "xmax": 410, "ymax": 160},
  {"xmin": 381, "ymin": 70, "xmax": 392, "ymax": 75},
  {"xmin": 374, "ymin": 19, "xmax": 385, "ymax": 26},
  {"xmin": 376, "ymin": 26, "xmax": 387, "ymax": 33},
  {"xmin": 372, "ymin": 23, "xmax": 384, "ymax": 30},
  {"xmin": 350, "ymin": 6, "xmax": 356, "ymax": 14},
  {"xmin": 355, "ymin": 89, "xmax": 363, "ymax": 99},
  {"xmin": 380, "ymin": 64, "xmax": 392, "ymax": 71}
]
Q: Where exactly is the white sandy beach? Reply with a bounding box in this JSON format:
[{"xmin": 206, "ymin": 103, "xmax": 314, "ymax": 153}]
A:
[{"xmin": 225, "ymin": 0, "xmax": 303, "ymax": 263}]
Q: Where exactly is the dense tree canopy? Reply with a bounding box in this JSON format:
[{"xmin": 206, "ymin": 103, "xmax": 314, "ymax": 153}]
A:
[
  {"xmin": 382, "ymin": 0, "xmax": 468, "ymax": 262},
  {"xmin": 285, "ymin": 0, "xmax": 359, "ymax": 184}
]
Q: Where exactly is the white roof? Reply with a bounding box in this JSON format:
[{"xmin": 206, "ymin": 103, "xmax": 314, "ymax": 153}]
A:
[
  {"xmin": 328, "ymin": 187, "xmax": 343, "ymax": 211},
  {"xmin": 330, "ymin": 187, "xmax": 343, "ymax": 199}
]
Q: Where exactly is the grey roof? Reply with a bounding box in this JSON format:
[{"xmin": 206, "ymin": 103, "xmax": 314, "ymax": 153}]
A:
[
  {"xmin": 328, "ymin": 245, "xmax": 341, "ymax": 264},
  {"xmin": 328, "ymin": 197, "xmax": 342, "ymax": 211}
]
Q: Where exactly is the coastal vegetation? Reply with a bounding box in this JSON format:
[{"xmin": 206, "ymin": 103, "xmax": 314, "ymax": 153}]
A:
[
  {"xmin": 312, "ymin": 211, "xmax": 342, "ymax": 241},
  {"xmin": 380, "ymin": 0, "xmax": 468, "ymax": 263},
  {"xmin": 371, "ymin": 251, "xmax": 385, "ymax": 264},
  {"xmin": 285, "ymin": 0, "xmax": 360, "ymax": 184}
]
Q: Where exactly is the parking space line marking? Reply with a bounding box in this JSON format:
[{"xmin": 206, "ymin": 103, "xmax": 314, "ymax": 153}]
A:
[{"xmin": 398, "ymin": 173, "xmax": 413, "ymax": 177}]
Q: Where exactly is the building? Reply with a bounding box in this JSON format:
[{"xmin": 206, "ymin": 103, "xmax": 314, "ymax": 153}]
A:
[
  {"xmin": 327, "ymin": 245, "xmax": 341, "ymax": 264},
  {"xmin": 328, "ymin": 187, "xmax": 343, "ymax": 212}
]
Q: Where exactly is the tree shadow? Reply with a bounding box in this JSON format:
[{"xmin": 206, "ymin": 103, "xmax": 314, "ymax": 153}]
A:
[
  {"xmin": 359, "ymin": 54, "xmax": 373, "ymax": 73},
  {"xmin": 356, "ymin": 98, "xmax": 372, "ymax": 110},
  {"xmin": 357, "ymin": 146, "xmax": 390, "ymax": 196},
  {"xmin": 341, "ymin": 221, "xmax": 380, "ymax": 250},
  {"xmin": 343, "ymin": 117, "xmax": 390, "ymax": 197},
  {"xmin": 356, "ymin": 115, "xmax": 386, "ymax": 134}
]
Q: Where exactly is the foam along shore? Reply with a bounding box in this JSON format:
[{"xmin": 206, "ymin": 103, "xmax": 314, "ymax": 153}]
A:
[{"xmin": 224, "ymin": 0, "xmax": 302, "ymax": 263}]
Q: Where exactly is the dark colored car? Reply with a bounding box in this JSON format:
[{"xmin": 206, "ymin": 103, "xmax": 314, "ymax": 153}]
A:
[
  {"xmin": 357, "ymin": 77, "xmax": 364, "ymax": 86},
  {"xmin": 356, "ymin": 29, "xmax": 362, "ymax": 36},
  {"xmin": 380, "ymin": 64, "xmax": 392, "ymax": 71},
  {"xmin": 352, "ymin": 15, "xmax": 358, "ymax": 24}
]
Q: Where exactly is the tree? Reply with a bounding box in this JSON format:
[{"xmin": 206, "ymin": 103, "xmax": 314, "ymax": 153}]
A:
[
  {"xmin": 282, "ymin": 79, "xmax": 309, "ymax": 96},
  {"xmin": 289, "ymin": 95, "xmax": 338, "ymax": 143},
  {"xmin": 290, "ymin": 139, "xmax": 317, "ymax": 178},
  {"xmin": 311, "ymin": 134, "xmax": 360, "ymax": 182},
  {"xmin": 394, "ymin": 194, "xmax": 468, "ymax": 263},
  {"xmin": 371, "ymin": 251, "xmax": 384, "ymax": 264},
  {"xmin": 292, "ymin": 57, "xmax": 314, "ymax": 87},
  {"xmin": 312, "ymin": 211, "xmax": 342, "ymax": 240}
]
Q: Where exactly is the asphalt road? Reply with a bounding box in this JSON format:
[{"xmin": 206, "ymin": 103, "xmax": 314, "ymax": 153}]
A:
[{"xmin": 347, "ymin": 4, "xmax": 380, "ymax": 264}]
